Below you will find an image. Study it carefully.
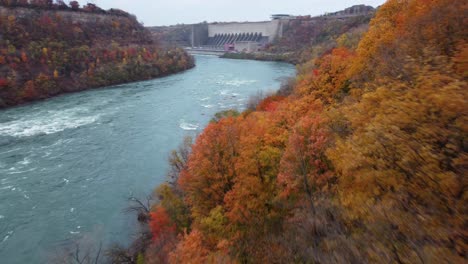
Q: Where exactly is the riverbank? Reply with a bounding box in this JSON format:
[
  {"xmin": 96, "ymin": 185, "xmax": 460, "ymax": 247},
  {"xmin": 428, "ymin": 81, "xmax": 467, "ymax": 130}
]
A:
[
  {"xmin": 0, "ymin": 5, "xmax": 195, "ymax": 109},
  {"xmin": 137, "ymin": 1, "xmax": 466, "ymax": 262},
  {"xmin": 0, "ymin": 46, "xmax": 195, "ymax": 109},
  {"xmin": 183, "ymin": 47, "xmax": 298, "ymax": 64},
  {"xmin": 0, "ymin": 53, "xmax": 195, "ymax": 109},
  {"xmin": 220, "ymin": 52, "xmax": 299, "ymax": 64},
  {"xmin": 185, "ymin": 49, "xmax": 226, "ymax": 56},
  {"xmin": 0, "ymin": 55, "xmax": 295, "ymax": 263}
]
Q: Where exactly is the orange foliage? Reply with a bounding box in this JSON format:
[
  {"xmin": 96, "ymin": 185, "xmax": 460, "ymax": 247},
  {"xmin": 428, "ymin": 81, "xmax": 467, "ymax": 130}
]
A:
[
  {"xmin": 256, "ymin": 95, "xmax": 285, "ymax": 112},
  {"xmin": 293, "ymin": 47, "xmax": 354, "ymax": 106},
  {"xmin": 0, "ymin": 77, "xmax": 8, "ymax": 88},
  {"xmin": 278, "ymin": 115, "xmax": 333, "ymax": 201},
  {"xmin": 178, "ymin": 117, "xmax": 240, "ymax": 221},
  {"xmin": 21, "ymin": 80, "xmax": 38, "ymax": 100},
  {"xmin": 0, "ymin": 6, "xmax": 194, "ymax": 107},
  {"xmin": 145, "ymin": 206, "xmax": 177, "ymax": 264},
  {"xmin": 168, "ymin": 230, "xmax": 210, "ymax": 264},
  {"xmin": 147, "ymin": 0, "xmax": 467, "ymax": 262},
  {"xmin": 149, "ymin": 206, "xmax": 175, "ymax": 241},
  {"xmin": 20, "ymin": 52, "xmax": 27, "ymax": 62}
]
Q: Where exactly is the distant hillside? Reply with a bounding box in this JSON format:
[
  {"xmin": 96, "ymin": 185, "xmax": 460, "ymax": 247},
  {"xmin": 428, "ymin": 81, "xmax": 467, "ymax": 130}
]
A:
[
  {"xmin": 222, "ymin": 5, "xmax": 376, "ymax": 64},
  {"xmin": 150, "ymin": 5, "xmax": 375, "ymax": 64},
  {"xmin": 148, "ymin": 24, "xmax": 194, "ymax": 48},
  {"xmin": 269, "ymin": 5, "xmax": 375, "ymax": 53},
  {"xmin": 0, "ymin": 2, "xmax": 194, "ymax": 108}
]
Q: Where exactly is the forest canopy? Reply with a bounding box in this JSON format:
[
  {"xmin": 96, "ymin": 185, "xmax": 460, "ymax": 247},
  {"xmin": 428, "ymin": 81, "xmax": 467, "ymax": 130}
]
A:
[
  {"xmin": 0, "ymin": 1, "xmax": 194, "ymax": 107},
  {"xmin": 136, "ymin": 0, "xmax": 467, "ymax": 263}
]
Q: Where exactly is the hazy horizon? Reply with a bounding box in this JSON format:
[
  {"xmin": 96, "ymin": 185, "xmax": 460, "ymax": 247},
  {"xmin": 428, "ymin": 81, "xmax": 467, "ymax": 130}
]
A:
[{"xmin": 78, "ymin": 0, "xmax": 387, "ymax": 26}]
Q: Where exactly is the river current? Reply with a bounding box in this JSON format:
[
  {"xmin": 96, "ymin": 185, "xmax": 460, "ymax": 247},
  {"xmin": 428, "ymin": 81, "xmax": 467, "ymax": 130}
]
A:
[{"xmin": 0, "ymin": 55, "xmax": 295, "ymax": 263}]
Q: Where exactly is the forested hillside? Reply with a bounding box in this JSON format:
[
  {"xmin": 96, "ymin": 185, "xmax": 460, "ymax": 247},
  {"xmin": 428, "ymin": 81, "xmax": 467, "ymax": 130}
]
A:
[
  {"xmin": 0, "ymin": 1, "xmax": 194, "ymax": 108},
  {"xmin": 264, "ymin": 5, "xmax": 375, "ymax": 64},
  {"xmin": 222, "ymin": 6, "xmax": 375, "ymax": 64},
  {"xmin": 137, "ymin": 0, "xmax": 466, "ymax": 263},
  {"xmin": 149, "ymin": 24, "xmax": 193, "ymax": 48}
]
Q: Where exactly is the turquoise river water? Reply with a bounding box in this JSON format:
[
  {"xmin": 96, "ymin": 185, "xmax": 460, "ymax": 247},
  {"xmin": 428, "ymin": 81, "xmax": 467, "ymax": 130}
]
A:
[{"xmin": 0, "ymin": 55, "xmax": 295, "ymax": 263}]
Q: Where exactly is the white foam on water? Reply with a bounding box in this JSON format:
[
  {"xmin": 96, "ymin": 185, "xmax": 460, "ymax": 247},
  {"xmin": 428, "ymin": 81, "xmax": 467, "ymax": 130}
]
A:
[
  {"xmin": 201, "ymin": 104, "xmax": 215, "ymax": 108},
  {"xmin": 63, "ymin": 178, "xmax": 69, "ymax": 184},
  {"xmin": 69, "ymin": 231, "xmax": 80, "ymax": 235},
  {"xmin": 179, "ymin": 120, "xmax": 199, "ymax": 131},
  {"xmin": 40, "ymin": 138, "xmax": 74, "ymax": 150},
  {"xmin": 18, "ymin": 158, "xmax": 31, "ymax": 166},
  {"xmin": 200, "ymin": 97, "xmax": 210, "ymax": 101},
  {"xmin": 2, "ymin": 231, "xmax": 13, "ymax": 243},
  {"xmin": 0, "ymin": 185, "xmax": 12, "ymax": 190},
  {"xmin": 0, "ymin": 215, "xmax": 4, "ymax": 219},
  {"xmin": 5, "ymin": 168, "xmax": 37, "ymax": 175},
  {"xmin": 219, "ymin": 90, "xmax": 230, "ymax": 96},
  {"xmin": 0, "ymin": 148, "xmax": 21, "ymax": 155},
  {"xmin": 218, "ymin": 79, "xmax": 257, "ymax": 87},
  {"xmin": 0, "ymin": 107, "xmax": 100, "ymax": 137},
  {"xmin": 180, "ymin": 123, "xmax": 199, "ymax": 131}
]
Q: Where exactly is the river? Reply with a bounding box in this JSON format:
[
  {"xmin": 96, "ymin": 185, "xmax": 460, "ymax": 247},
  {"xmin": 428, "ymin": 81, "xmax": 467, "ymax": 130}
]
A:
[{"xmin": 0, "ymin": 55, "xmax": 295, "ymax": 263}]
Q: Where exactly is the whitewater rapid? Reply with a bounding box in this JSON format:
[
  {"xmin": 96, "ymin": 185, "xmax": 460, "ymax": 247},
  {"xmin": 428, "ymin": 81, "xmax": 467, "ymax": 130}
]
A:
[{"xmin": 0, "ymin": 55, "xmax": 295, "ymax": 263}]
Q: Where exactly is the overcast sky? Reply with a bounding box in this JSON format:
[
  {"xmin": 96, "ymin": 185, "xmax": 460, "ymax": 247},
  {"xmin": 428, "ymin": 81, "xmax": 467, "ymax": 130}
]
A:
[{"xmin": 78, "ymin": 0, "xmax": 387, "ymax": 26}]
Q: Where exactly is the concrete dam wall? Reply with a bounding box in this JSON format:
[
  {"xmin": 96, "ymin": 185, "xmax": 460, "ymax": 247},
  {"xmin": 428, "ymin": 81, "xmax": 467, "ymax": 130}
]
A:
[
  {"xmin": 208, "ymin": 20, "xmax": 283, "ymax": 42},
  {"xmin": 191, "ymin": 20, "xmax": 286, "ymax": 53}
]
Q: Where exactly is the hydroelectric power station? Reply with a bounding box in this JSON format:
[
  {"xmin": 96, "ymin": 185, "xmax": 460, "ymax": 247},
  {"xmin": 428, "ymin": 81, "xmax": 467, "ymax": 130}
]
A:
[
  {"xmin": 148, "ymin": 5, "xmax": 375, "ymax": 55},
  {"xmin": 189, "ymin": 15, "xmax": 294, "ymax": 54}
]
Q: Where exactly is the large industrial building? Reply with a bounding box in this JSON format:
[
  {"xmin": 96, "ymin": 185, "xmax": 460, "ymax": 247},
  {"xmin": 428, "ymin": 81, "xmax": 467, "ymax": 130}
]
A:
[{"xmin": 190, "ymin": 16, "xmax": 292, "ymax": 53}]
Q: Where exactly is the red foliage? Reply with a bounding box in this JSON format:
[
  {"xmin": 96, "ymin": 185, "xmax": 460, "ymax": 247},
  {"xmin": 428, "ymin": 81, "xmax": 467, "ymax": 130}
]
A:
[
  {"xmin": 38, "ymin": 15, "xmax": 53, "ymax": 26},
  {"xmin": 278, "ymin": 115, "xmax": 332, "ymax": 199},
  {"xmin": 0, "ymin": 78, "xmax": 8, "ymax": 87},
  {"xmin": 257, "ymin": 95, "xmax": 285, "ymax": 112},
  {"xmin": 149, "ymin": 206, "xmax": 176, "ymax": 241},
  {"xmin": 21, "ymin": 81, "xmax": 38, "ymax": 100}
]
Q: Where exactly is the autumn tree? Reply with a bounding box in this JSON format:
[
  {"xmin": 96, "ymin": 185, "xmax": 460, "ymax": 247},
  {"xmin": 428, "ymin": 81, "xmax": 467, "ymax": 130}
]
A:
[
  {"xmin": 222, "ymin": 112, "xmax": 287, "ymax": 261},
  {"xmin": 145, "ymin": 206, "xmax": 177, "ymax": 263},
  {"xmin": 0, "ymin": 5, "xmax": 194, "ymax": 107},
  {"xmin": 69, "ymin": 0, "xmax": 78, "ymax": 10},
  {"xmin": 328, "ymin": 56, "xmax": 467, "ymax": 262},
  {"xmin": 168, "ymin": 230, "xmax": 210, "ymax": 264},
  {"xmin": 278, "ymin": 115, "xmax": 332, "ymax": 208},
  {"xmin": 178, "ymin": 117, "xmax": 240, "ymax": 221}
]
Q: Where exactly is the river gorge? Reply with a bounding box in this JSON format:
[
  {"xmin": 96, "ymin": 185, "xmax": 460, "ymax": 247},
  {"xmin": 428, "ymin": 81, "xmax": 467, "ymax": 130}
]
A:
[{"xmin": 0, "ymin": 55, "xmax": 295, "ymax": 263}]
